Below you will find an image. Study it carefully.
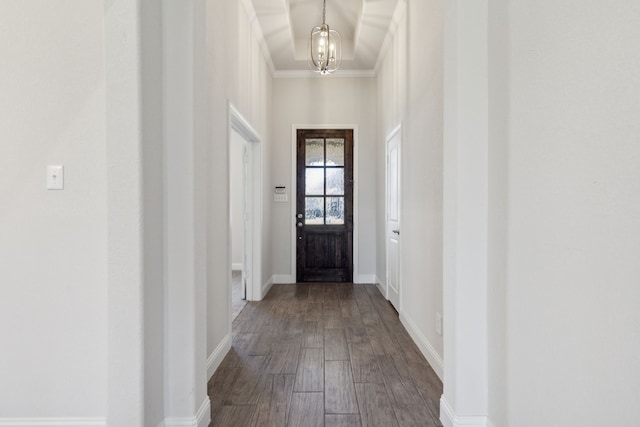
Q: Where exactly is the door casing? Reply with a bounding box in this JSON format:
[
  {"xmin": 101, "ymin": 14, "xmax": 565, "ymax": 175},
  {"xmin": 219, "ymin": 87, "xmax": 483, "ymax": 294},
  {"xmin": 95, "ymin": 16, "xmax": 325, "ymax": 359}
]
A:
[
  {"xmin": 228, "ymin": 103, "xmax": 263, "ymax": 311},
  {"xmin": 290, "ymin": 125, "xmax": 360, "ymax": 283}
]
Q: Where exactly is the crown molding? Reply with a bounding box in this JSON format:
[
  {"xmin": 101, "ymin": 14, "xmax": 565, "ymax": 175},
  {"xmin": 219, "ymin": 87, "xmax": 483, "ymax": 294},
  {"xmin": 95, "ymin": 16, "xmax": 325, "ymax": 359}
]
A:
[
  {"xmin": 374, "ymin": 0, "xmax": 408, "ymax": 74},
  {"xmin": 241, "ymin": 0, "xmax": 276, "ymax": 74}
]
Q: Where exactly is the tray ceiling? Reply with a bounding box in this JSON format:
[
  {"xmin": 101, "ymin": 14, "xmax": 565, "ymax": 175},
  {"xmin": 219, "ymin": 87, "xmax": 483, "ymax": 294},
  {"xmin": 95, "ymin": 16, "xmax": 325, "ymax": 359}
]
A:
[{"xmin": 249, "ymin": 0, "xmax": 400, "ymax": 75}]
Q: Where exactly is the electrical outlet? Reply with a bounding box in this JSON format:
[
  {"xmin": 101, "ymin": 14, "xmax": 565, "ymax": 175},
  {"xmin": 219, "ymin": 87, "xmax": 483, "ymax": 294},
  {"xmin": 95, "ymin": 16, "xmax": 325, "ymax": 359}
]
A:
[{"xmin": 436, "ymin": 312, "xmax": 442, "ymax": 336}]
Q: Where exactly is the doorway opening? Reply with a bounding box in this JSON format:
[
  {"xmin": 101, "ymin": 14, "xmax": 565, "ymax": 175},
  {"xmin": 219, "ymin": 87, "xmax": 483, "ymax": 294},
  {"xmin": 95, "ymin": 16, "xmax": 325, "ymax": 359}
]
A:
[
  {"xmin": 228, "ymin": 104, "xmax": 262, "ymax": 326},
  {"xmin": 230, "ymin": 129, "xmax": 248, "ymax": 319}
]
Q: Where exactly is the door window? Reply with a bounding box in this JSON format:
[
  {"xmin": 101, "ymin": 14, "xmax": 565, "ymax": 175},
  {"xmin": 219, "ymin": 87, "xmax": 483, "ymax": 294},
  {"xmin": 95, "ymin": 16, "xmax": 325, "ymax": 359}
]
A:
[{"xmin": 304, "ymin": 137, "xmax": 345, "ymax": 225}]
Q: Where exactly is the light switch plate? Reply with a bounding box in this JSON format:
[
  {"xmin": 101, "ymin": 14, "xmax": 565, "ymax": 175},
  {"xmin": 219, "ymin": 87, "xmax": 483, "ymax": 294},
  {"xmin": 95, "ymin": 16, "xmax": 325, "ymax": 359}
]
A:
[
  {"xmin": 47, "ymin": 165, "xmax": 64, "ymax": 190},
  {"xmin": 274, "ymin": 194, "xmax": 288, "ymax": 203}
]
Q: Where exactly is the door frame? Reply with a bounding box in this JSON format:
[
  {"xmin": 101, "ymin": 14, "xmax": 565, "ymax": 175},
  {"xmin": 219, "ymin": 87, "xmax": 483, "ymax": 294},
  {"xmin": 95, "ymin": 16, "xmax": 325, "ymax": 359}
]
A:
[
  {"xmin": 290, "ymin": 124, "xmax": 359, "ymax": 283},
  {"xmin": 228, "ymin": 103, "xmax": 263, "ymax": 305},
  {"xmin": 385, "ymin": 123, "xmax": 402, "ymax": 310}
]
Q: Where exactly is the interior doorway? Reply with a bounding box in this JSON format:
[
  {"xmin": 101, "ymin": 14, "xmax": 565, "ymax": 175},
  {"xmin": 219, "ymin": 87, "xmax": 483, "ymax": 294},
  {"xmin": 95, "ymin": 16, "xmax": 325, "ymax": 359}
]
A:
[
  {"xmin": 230, "ymin": 129, "xmax": 248, "ymax": 318},
  {"xmin": 228, "ymin": 104, "xmax": 262, "ymax": 326}
]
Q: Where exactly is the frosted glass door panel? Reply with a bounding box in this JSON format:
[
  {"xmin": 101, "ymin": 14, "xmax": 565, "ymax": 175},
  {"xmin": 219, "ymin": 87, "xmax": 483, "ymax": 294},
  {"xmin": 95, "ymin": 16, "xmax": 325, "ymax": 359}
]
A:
[
  {"xmin": 326, "ymin": 197, "xmax": 345, "ymax": 224},
  {"xmin": 326, "ymin": 169, "xmax": 344, "ymax": 195},
  {"xmin": 326, "ymin": 139, "xmax": 344, "ymax": 165},
  {"xmin": 306, "ymin": 139, "xmax": 325, "ymax": 165},
  {"xmin": 305, "ymin": 197, "xmax": 324, "ymax": 224},
  {"xmin": 305, "ymin": 169, "xmax": 324, "ymax": 195}
]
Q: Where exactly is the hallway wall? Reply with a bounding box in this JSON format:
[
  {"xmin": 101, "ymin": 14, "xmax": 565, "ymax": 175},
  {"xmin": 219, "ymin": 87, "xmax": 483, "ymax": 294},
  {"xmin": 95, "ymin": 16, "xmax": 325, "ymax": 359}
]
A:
[
  {"xmin": 206, "ymin": 0, "xmax": 273, "ymax": 368},
  {"xmin": 376, "ymin": 0, "xmax": 445, "ymax": 376},
  {"xmin": 498, "ymin": 1, "xmax": 640, "ymax": 425},
  {"xmin": 270, "ymin": 77, "xmax": 378, "ymax": 283},
  {"xmin": 0, "ymin": 0, "xmax": 107, "ymax": 420}
]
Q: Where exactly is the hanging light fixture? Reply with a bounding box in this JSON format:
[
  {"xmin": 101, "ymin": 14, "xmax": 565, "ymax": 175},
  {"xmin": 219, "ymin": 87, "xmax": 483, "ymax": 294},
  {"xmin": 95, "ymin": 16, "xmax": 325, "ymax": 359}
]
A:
[{"xmin": 308, "ymin": 0, "xmax": 341, "ymax": 75}]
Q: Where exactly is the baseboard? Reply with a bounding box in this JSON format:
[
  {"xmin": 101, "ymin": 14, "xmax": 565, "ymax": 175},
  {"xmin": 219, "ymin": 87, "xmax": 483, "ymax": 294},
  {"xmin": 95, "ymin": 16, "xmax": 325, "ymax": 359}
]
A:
[
  {"xmin": 207, "ymin": 333, "xmax": 232, "ymax": 379},
  {"xmin": 399, "ymin": 312, "xmax": 444, "ymax": 380},
  {"xmin": 355, "ymin": 274, "xmax": 377, "ymax": 284},
  {"xmin": 164, "ymin": 397, "xmax": 211, "ymax": 427},
  {"xmin": 272, "ymin": 274, "xmax": 294, "ymax": 284},
  {"xmin": 0, "ymin": 418, "xmax": 106, "ymax": 427},
  {"xmin": 375, "ymin": 282, "xmax": 386, "ymax": 298},
  {"xmin": 231, "ymin": 263, "xmax": 243, "ymax": 271},
  {"xmin": 439, "ymin": 397, "xmax": 490, "ymax": 427},
  {"xmin": 261, "ymin": 276, "xmax": 274, "ymax": 299}
]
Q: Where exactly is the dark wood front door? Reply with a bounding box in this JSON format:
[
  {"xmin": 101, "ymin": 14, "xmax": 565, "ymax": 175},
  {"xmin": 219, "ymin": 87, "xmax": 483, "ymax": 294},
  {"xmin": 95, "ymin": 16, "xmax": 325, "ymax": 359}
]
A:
[{"xmin": 296, "ymin": 129, "xmax": 353, "ymax": 282}]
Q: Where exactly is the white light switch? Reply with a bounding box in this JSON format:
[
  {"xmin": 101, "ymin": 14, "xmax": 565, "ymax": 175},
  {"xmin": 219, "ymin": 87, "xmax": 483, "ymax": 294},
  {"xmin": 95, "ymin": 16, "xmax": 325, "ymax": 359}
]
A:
[
  {"xmin": 47, "ymin": 165, "xmax": 64, "ymax": 190},
  {"xmin": 274, "ymin": 194, "xmax": 288, "ymax": 203}
]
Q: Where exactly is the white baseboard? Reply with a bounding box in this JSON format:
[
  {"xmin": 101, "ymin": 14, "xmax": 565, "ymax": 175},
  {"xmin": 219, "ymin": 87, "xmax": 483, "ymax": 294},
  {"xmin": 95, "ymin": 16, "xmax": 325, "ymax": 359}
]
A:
[
  {"xmin": 439, "ymin": 397, "xmax": 490, "ymax": 427},
  {"xmin": 231, "ymin": 263, "xmax": 243, "ymax": 271},
  {"xmin": 272, "ymin": 274, "xmax": 294, "ymax": 284},
  {"xmin": 375, "ymin": 282, "xmax": 386, "ymax": 298},
  {"xmin": 207, "ymin": 333, "xmax": 231, "ymax": 379},
  {"xmin": 355, "ymin": 274, "xmax": 377, "ymax": 284},
  {"xmin": 0, "ymin": 418, "xmax": 106, "ymax": 427},
  {"xmin": 399, "ymin": 312, "xmax": 444, "ymax": 380},
  {"xmin": 375, "ymin": 275, "xmax": 386, "ymax": 298},
  {"xmin": 195, "ymin": 398, "xmax": 211, "ymax": 427},
  {"xmin": 261, "ymin": 276, "xmax": 274, "ymax": 299},
  {"xmin": 164, "ymin": 397, "xmax": 211, "ymax": 427}
]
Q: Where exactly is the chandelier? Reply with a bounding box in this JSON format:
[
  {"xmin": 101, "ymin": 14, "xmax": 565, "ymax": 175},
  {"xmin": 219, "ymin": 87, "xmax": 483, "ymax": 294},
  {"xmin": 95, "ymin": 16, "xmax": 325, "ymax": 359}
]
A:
[{"xmin": 308, "ymin": 0, "xmax": 341, "ymax": 75}]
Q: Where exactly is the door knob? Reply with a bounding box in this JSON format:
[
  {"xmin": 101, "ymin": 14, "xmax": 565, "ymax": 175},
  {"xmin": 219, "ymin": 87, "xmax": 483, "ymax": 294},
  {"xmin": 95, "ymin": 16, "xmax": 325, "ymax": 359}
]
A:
[
  {"xmin": 296, "ymin": 213, "xmax": 303, "ymax": 219},
  {"xmin": 297, "ymin": 222, "xmax": 304, "ymax": 227}
]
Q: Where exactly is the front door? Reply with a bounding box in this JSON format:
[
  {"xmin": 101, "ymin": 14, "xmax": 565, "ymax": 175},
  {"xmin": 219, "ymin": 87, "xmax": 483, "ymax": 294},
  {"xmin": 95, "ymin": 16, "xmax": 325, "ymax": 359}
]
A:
[{"xmin": 296, "ymin": 129, "xmax": 353, "ymax": 282}]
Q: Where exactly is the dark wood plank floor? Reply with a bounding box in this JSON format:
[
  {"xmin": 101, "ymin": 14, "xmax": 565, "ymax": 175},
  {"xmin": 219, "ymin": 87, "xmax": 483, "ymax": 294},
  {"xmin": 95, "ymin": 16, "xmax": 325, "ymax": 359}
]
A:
[
  {"xmin": 209, "ymin": 283, "xmax": 443, "ymax": 427},
  {"xmin": 232, "ymin": 270, "xmax": 247, "ymax": 321}
]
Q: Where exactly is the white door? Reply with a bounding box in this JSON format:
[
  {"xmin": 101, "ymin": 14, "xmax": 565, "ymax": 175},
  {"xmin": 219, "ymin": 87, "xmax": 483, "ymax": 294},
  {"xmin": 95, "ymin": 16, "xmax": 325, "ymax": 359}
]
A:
[
  {"xmin": 241, "ymin": 142, "xmax": 249, "ymax": 300},
  {"xmin": 386, "ymin": 127, "xmax": 401, "ymax": 311}
]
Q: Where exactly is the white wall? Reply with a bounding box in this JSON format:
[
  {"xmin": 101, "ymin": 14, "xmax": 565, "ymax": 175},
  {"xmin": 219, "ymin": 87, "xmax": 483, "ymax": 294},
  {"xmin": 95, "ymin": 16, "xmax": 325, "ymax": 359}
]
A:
[
  {"xmin": 376, "ymin": 0, "xmax": 444, "ymax": 376},
  {"xmin": 206, "ymin": 0, "xmax": 273, "ymax": 367},
  {"xmin": 487, "ymin": 0, "xmax": 508, "ymax": 425},
  {"xmin": 271, "ymin": 77, "xmax": 378, "ymax": 283},
  {"xmin": 140, "ymin": 0, "xmax": 166, "ymax": 424},
  {"xmin": 0, "ymin": 0, "xmax": 107, "ymax": 420},
  {"xmin": 162, "ymin": 0, "xmax": 210, "ymax": 421},
  {"xmin": 501, "ymin": 1, "xmax": 640, "ymax": 425}
]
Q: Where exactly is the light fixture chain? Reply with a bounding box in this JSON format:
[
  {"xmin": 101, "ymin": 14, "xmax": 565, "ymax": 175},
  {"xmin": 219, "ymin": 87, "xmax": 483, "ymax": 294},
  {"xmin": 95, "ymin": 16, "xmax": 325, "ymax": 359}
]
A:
[{"xmin": 322, "ymin": 0, "xmax": 327, "ymax": 25}]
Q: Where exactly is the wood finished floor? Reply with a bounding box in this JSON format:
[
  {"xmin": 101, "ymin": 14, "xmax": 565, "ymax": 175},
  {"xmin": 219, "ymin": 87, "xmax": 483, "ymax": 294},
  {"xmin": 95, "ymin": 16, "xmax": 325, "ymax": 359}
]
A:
[
  {"xmin": 232, "ymin": 270, "xmax": 247, "ymax": 321},
  {"xmin": 209, "ymin": 283, "xmax": 443, "ymax": 427}
]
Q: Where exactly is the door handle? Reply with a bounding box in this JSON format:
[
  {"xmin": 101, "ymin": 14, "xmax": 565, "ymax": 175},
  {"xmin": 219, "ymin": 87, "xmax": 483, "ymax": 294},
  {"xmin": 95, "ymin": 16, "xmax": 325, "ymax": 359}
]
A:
[
  {"xmin": 296, "ymin": 213, "xmax": 303, "ymax": 219},
  {"xmin": 297, "ymin": 222, "xmax": 304, "ymax": 227},
  {"xmin": 392, "ymin": 229, "xmax": 400, "ymax": 235}
]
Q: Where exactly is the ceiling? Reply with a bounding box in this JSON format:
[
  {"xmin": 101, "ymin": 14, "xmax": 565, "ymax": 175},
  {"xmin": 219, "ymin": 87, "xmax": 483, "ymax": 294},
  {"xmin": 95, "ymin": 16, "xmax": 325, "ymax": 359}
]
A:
[{"xmin": 249, "ymin": 0, "xmax": 401, "ymax": 76}]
